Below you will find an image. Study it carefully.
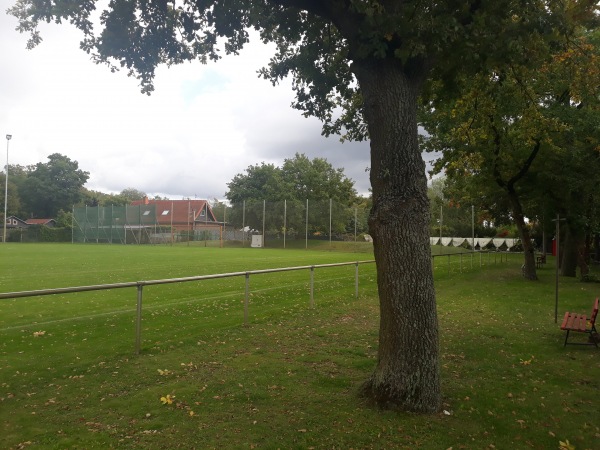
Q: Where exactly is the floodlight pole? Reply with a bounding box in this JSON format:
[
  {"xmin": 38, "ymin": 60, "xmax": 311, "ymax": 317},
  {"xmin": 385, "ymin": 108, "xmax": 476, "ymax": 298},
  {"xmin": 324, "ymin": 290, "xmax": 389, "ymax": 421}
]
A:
[{"xmin": 3, "ymin": 134, "xmax": 12, "ymax": 244}]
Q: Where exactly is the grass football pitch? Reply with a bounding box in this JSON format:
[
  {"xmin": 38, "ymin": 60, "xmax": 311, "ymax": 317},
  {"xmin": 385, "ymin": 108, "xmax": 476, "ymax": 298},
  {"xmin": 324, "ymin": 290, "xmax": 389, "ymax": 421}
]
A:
[{"xmin": 1, "ymin": 243, "xmax": 599, "ymax": 449}]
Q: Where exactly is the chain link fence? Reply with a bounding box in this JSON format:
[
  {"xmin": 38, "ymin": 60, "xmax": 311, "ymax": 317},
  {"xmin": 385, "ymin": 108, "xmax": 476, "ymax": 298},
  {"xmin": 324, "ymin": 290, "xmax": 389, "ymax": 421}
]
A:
[
  {"xmin": 216, "ymin": 199, "xmax": 371, "ymax": 248},
  {"xmin": 73, "ymin": 205, "xmax": 174, "ymax": 244},
  {"xmin": 70, "ymin": 201, "xmax": 371, "ymax": 247}
]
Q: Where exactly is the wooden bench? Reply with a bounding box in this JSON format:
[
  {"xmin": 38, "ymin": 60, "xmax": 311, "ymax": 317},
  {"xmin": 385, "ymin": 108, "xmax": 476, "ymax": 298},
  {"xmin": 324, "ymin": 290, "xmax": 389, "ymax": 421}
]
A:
[
  {"xmin": 560, "ymin": 298, "xmax": 599, "ymax": 348},
  {"xmin": 536, "ymin": 254, "xmax": 546, "ymax": 268}
]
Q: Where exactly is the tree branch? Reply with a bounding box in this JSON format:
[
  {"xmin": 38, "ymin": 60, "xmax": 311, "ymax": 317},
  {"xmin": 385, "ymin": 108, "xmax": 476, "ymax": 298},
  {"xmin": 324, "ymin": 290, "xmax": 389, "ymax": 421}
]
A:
[
  {"xmin": 489, "ymin": 111, "xmax": 541, "ymax": 192},
  {"xmin": 489, "ymin": 116, "xmax": 506, "ymax": 189},
  {"xmin": 266, "ymin": 0, "xmax": 363, "ymax": 45},
  {"xmin": 507, "ymin": 139, "xmax": 541, "ymax": 188},
  {"xmin": 266, "ymin": 0, "xmax": 336, "ymax": 20}
]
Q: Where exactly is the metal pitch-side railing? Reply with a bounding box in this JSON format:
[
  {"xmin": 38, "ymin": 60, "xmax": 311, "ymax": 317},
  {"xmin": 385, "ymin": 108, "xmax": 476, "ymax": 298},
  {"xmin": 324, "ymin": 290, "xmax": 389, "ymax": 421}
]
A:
[
  {"xmin": 0, "ymin": 260, "xmax": 376, "ymax": 355},
  {"xmin": 431, "ymin": 250, "xmax": 516, "ymax": 275}
]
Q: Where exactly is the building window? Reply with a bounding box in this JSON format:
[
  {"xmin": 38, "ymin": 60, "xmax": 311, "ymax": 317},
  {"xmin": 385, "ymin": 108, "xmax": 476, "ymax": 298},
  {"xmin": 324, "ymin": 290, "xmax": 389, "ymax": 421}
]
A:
[
  {"xmin": 161, "ymin": 210, "xmax": 170, "ymax": 216},
  {"xmin": 143, "ymin": 210, "xmax": 151, "ymax": 216}
]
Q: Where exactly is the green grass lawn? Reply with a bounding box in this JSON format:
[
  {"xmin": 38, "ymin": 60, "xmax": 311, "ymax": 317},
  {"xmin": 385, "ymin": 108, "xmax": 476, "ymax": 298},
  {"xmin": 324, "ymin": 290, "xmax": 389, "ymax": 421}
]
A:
[{"xmin": 1, "ymin": 243, "xmax": 598, "ymax": 449}]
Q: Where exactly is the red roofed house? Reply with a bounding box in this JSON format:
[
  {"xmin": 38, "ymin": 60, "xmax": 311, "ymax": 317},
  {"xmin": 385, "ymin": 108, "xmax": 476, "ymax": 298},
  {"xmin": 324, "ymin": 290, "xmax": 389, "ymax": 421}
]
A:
[
  {"xmin": 130, "ymin": 197, "xmax": 221, "ymax": 236},
  {"xmin": 25, "ymin": 218, "xmax": 57, "ymax": 227}
]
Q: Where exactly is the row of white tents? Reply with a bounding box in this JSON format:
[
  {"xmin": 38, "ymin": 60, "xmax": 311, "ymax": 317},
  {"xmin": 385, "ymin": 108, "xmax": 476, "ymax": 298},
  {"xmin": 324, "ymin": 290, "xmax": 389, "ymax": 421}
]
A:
[{"xmin": 430, "ymin": 237, "xmax": 519, "ymax": 249}]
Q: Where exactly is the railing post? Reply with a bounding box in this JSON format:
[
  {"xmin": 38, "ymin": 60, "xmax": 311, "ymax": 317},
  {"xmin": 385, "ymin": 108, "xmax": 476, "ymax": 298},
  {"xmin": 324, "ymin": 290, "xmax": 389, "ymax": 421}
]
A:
[
  {"xmin": 244, "ymin": 272, "xmax": 250, "ymax": 326},
  {"xmin": 135, "ymin": 284, "xmax": 143, "ymax": 355},
  {"xmin": 355, "ymin": 262, "xmax": 359, "ymax": 299},
  {"xmin": 310, "ymin": 266, "xmax": 315, "ymax": 308}
]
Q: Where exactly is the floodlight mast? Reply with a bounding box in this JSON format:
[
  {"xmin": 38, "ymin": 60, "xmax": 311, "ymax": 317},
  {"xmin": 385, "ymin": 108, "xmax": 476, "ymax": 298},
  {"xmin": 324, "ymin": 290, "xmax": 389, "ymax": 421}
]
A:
[{"xmin": 3, "ymin": 134, "xmax": 12, "ymax": 244}]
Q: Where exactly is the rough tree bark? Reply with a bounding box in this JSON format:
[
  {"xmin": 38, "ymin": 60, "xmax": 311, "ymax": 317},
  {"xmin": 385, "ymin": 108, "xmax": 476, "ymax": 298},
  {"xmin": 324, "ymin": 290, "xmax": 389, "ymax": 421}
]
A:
[
  {"xmin": 505, "ymin": 186, "xmax": 537, "ymax": 280},
  {"xmin": 561, "ymin": 228, "xmax": 577, "ymax": 277},
  {"xmin": 353, "ymin": 57, "xmax": 441, "ymax": 413},
  {"xmin": 560, "ymin": 223, "xmax": 589, "ymax": 277},
  {"xmin": 578, "ymin": 239, "xmax": 589, "ymax": 278},
  {"xmin": 491, "ymin": 133, "xmax": 540, "ymax": 281}
]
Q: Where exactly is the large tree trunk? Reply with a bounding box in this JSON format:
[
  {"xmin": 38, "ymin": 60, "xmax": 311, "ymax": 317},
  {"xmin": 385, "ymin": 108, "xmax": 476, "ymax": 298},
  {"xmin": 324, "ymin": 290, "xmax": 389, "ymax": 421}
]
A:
[
  {"xmin": 353, "ymin": 57, "xmax": 441, "ymax": 413},
  {"xmin": 579, "ymin": 237, "xmax": 589, "ymax": 278},
  {"xmin": 505, "ymin": 187, "xmax": 537, "ymax": 280},
  {"xmin": 561, "ymin": 226, "xmax": 578, "ymax": 277},
  {"xmin": 561, "ymin": 225, "xmax": 586, "ymax": 278}
]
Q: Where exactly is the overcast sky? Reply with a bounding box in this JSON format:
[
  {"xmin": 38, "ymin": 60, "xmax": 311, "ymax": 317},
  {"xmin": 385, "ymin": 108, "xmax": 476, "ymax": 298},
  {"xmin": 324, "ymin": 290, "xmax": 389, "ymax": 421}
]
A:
[{"xmin": 1, "ymin": 7, "xmax": 436, "ymax": 201}]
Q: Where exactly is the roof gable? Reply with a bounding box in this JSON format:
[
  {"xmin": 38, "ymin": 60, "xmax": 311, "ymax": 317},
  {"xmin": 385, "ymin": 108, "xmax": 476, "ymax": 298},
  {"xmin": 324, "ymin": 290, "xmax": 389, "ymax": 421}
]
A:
[
  {"xmin": 25, "ymin": 218, "xmax": 56, "ymax": 226},
  {"xmin": 6, "ymin": 216, "xmax": 29, "ymax": 227},
  {"xmin": 130, "ymin": 199, "xmax": 217, "ymax": 224}
]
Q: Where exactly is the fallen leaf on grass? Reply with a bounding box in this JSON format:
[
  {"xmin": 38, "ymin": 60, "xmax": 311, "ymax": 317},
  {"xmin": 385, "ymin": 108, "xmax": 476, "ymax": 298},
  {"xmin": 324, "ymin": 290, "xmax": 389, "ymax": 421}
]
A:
[
  {"xmin": 160, "ymin": 395, "xmax": 174, "ymax": 405},
  {"xmin": 559, "ymin": 440, "xmax": 575, "ymax": 450}
]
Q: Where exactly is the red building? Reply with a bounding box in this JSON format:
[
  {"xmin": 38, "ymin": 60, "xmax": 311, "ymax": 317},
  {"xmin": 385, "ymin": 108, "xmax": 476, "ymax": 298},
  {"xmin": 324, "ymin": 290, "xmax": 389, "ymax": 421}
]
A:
[{"xmin": 130, "ymin": 197, "xmax": 221, "ymax": 235}]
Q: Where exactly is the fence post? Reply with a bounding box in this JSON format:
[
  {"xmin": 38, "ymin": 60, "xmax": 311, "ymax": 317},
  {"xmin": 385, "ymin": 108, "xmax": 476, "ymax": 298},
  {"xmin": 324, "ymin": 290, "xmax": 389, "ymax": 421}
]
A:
[
  {"xmin": 135, "ymin": 284, "xmax": 143, "ymax": 355},
  {"xmin": 244, "ymin": 272, "xmax": 250, "ymax": 326},
  {"xmin": 355, "ymin": 262, "xmax": 359, "ymax": 299},
  {"xmin": 310, "ymin": 266, "xmax": 315, "ymax": 308}
]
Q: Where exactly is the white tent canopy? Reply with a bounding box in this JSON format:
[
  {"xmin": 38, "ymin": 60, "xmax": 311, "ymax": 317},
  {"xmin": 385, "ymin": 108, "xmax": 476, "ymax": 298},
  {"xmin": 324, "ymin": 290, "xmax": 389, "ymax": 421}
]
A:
[{"xmin": 432, "ymin": 237, "xmax": 519, "ymax": 249}]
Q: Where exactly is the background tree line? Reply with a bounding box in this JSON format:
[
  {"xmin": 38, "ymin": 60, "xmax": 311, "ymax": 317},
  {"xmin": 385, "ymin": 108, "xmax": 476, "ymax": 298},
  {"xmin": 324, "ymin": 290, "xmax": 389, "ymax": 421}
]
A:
[
  {"xmin": 222, "ymin": 153, "xmax": 370, "ymax": 239},
  {"xmin": 1, "ymin": 153, "xmax": 89, "ymax": 226},
  {"xmin": 421, "ymin": 26, "xmax": 600, "ymax": 280},
  {"xmin": 1, "ymin": 152, "xmax": 369, "ymax": 239},
  {"xmin": 0, "ymin": 153, "xmax": 168, "ymax": 226}
]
